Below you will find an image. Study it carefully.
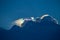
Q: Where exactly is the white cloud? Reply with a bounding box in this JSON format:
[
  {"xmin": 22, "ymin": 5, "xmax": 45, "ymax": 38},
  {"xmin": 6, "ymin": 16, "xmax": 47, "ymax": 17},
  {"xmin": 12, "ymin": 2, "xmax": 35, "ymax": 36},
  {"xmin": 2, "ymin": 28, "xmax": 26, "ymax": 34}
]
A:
[
  {"xmin": 11, "ymin": 14, "xmax": 58, "ymax": 28},
  {"xmin": 40, "ymin": 14, "xmax": 49, "ymax": 19},
  {"xmin": 14, "ymin": 18, "xmax": 25, "ymax": 27},
  {"xmin": 31, "ymin": 17, "xmax": 36, "ymax": 21},
  {"xmin": 40, "ymin": 14, "xmax": 58, "ymax": 24}
]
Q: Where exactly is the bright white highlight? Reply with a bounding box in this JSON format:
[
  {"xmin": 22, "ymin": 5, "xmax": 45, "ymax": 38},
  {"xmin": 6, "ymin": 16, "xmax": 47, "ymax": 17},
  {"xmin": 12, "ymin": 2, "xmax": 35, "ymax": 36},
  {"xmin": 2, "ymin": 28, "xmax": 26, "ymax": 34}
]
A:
[
  {"xmin": 14, "ymin": 18, "xmax": 25, "ymax": 27},
  {"xmin": 31, "ymin": 17, "xmax": 34, "ymax": 20},
  {"xmin": 24, "ymin": 18, "xmax": 31, "ymax": 21},
  {"xmin": 31, "ymin": 17, "xmax": 35, "ymax": 21},
  {"xmin": 40, "ymin": 14, "xmax": 49, "ymax": 19}
]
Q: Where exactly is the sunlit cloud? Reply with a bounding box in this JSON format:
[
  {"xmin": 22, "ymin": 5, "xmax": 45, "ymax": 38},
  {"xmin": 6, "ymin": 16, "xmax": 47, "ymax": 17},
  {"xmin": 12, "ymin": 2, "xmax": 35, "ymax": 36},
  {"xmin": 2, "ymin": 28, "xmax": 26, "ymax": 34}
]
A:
[
  {"xmin": 11, "ymin": 14, "xmax": 58, "ymax": 28},
  {"xmin": 40, "ymin": 14, "xmax": 49, "ymax": 19},
  {"xmin": 40, "ymin": 14, "xmax": 58, "ymax": 24},
  {"xmin": 14, "ymin": 18, "xmax": 25, "ymax": 27}
]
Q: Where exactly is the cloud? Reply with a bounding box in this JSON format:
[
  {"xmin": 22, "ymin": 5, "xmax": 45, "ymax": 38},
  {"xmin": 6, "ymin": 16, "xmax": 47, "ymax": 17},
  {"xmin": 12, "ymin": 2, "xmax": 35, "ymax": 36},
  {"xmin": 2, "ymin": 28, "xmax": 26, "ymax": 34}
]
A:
[
  {"xmin": 11, "ymin": 14, "xmax": 58, "ymax": 28},
  {"xmin": 40, "ymin": 14, "xmax": 58, "ymax": 24},
  {"xmin": 12, "ymin": 18, "xmax": 25, "ymax": 27},
  {"xmin": 40, "ymin": 14, "xmax": 49, "ymax": 19}
]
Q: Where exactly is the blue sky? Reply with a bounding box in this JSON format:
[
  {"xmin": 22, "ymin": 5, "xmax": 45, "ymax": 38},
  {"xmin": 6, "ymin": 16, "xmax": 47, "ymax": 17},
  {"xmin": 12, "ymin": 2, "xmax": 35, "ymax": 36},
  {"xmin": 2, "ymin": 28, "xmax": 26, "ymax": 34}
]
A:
[{"xmin": 0, "ymin": 0, "xmax": 60, "ymax": 30}]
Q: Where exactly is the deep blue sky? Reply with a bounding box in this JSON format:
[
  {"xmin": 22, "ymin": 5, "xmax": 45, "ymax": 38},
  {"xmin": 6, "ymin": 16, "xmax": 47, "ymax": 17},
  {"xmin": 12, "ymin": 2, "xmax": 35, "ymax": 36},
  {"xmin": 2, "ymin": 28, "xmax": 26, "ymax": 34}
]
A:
[{"xmin": 0, "ymin": 0, "xmax": 60, "ymax": 29}]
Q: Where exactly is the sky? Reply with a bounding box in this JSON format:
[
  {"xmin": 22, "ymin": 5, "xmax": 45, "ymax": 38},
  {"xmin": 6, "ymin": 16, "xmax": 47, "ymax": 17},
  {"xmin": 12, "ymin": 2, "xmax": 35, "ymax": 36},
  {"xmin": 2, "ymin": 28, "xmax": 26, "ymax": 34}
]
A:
[{"xmin": 0, "ymin": 0, "xmax": 60, "ymax": 30}]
